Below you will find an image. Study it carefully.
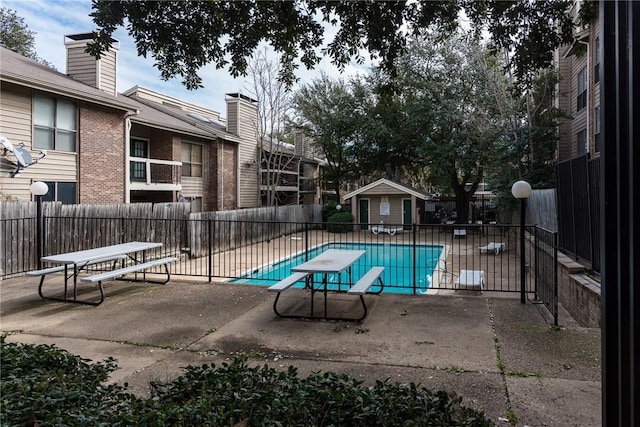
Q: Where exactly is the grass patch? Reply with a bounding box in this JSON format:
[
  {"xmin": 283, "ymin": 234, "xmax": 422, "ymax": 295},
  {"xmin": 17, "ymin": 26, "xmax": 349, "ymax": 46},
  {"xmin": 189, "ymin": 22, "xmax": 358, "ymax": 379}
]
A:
[{"xmin": 505, "ymin": 410, "xmax": 518, "ymax": 425}]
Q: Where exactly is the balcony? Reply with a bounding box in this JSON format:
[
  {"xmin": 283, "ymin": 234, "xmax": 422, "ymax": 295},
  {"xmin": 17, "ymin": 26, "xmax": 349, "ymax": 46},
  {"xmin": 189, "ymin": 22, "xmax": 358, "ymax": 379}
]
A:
[
  {"xmin": 259, "ymin": 171, "xmax": 298, "ymax": 192},
  {"xmin": 129, "ymin": 157, "xmax": 182, "ymax": 191}
]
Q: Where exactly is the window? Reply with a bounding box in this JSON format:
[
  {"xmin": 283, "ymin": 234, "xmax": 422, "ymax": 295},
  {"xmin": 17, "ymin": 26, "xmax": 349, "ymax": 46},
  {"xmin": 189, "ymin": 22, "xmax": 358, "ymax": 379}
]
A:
[
  {"xmin": 33, "ymin": 95, "xmax": 77, "ymax": 151},
  {"xmin": 594, "ymin": 36, "xmax": 600, "ymax": 84},
  {"xmin": 595, "ymin": 106, "xmax": 601, "ymax": 153},
  {"xmin": 577, "ymin": 129, "xmax": 587, "ymax": 155},
  {"xmin": 40, "ymin": 182, "xmax": 77, "ymax": 204},
  {"xmin": 181, "ymin": 143, "xmax": 202, "ymax": 177},
  {"xmin": 577, "ymin": 67, "xmax": 587, "ymax": 111},
  {"xmin": 130, "ymin": 138, "xmax": 148, "ymax": 181}
]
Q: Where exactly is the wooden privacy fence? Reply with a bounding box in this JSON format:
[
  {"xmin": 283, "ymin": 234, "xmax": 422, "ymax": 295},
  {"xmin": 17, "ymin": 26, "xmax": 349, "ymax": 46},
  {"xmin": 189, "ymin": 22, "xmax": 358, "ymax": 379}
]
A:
[
  {"xmin": 188, "ymin": 204, "xmax": 323, "ymax": 257},
  {"xmin": 0, "ymin": 202, "xmax": 323, "ymax": 276}
]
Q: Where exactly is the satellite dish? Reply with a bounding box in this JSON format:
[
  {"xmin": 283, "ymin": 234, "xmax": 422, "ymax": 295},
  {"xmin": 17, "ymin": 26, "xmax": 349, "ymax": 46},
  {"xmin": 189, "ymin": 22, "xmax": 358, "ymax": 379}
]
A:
[
  {"xmin": 1, "ymin": 136, "xmax": 15, "ymax": 153},
  {"xmin": 1, "ymin": 136, "xmax": 48, "ymax": 177},
  {"xmin": 13, "ymin": 146, "xmax": 33, "ymax": 167}
]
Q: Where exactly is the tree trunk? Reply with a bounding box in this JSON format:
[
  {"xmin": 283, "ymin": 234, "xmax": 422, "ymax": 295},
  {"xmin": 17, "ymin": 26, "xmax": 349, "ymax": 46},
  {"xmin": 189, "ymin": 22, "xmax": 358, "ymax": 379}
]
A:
[{"xmin": 454, "ymin": 188, "xmax": 472, "ymax": 224}]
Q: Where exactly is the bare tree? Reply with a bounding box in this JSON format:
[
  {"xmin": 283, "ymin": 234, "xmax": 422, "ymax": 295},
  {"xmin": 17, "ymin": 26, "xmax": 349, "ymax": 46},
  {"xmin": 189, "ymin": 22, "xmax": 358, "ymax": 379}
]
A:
[{"xmin": 246, "ymin": 50, "xmax": 299, "ymax": 206}]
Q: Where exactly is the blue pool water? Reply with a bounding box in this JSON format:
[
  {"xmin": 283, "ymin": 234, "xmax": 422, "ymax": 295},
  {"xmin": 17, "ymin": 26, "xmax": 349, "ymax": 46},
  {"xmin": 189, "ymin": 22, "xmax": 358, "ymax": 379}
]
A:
[{"xmin": 232, "ymin": 242, "xmax": 443, "ymax": 294}]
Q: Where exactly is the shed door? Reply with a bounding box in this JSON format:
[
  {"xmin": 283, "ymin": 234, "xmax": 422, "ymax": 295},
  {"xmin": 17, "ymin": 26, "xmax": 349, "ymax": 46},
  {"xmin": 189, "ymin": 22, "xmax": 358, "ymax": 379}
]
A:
[
  {"xmin": 359, "ymin": 198, "xmax": 370, "ymax": 230},
  {"xmin": 403, "ymin": 199, "xmax": 412, "ymax": 230}
]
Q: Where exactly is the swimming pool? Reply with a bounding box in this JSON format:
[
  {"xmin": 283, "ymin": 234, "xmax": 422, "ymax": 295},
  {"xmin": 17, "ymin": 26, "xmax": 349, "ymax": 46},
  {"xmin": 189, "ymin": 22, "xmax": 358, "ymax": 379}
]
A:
[{"xmin": 232, "ymin": 242, "xmax": 444, "ymax": 294}]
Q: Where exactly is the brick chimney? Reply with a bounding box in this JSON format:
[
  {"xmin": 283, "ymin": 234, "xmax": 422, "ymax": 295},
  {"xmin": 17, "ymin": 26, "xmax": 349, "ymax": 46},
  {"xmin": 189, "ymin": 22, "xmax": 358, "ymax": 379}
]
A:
[{"xmin": 64, "ymin": 33, "xmax": 119, "ymax": 96}]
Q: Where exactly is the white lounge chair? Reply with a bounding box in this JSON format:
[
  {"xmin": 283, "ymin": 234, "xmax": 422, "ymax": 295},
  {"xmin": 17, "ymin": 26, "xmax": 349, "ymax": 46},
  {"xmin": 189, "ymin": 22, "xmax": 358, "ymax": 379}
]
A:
[
  {"xmin": 371, "ymin": 221, "xmax": 401, "ymax": 235},
  {"xmin": 479, "ymin": 242, "xmax": 506, "ymax": 254},
  {"xmin": 453, "ymin": 229, "xmax": 467, "ymax": 237},
  {"xmin": 454, "ymin": 270, "xmax": 485, "ymax": 291}
]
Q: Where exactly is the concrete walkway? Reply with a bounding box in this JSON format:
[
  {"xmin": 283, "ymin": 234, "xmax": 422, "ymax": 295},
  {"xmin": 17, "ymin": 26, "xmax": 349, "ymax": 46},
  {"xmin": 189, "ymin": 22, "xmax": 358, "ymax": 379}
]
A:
[{"xmin": 1, "ymin": 276, "xmax": 601, "ymax": 426}]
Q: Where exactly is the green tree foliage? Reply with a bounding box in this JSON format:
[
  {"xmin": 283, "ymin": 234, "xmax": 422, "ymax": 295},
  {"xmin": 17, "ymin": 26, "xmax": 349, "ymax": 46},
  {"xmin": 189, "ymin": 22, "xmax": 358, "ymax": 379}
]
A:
[
  {"xmin": 293, "ymin": 73, "xmax": 362, "ymax": 196},
  {"xmin": 294, "ymin": 33, "xmax": 515, "ymax": 223},
  {"xmin": 370, "ymin": 33, "xmax": 512, "ymax": 223},
  {"xmin": 350, "ymin": 72, "xmax": 422, "ymax": 181},
  {"xmin": 487, "ymin": 69, "xmax": 566, "ymax": 217},
  {"xmin": 0, "ymin": 7, "xmax": 34, "ymax": 56},
  {"xmin": 89, "ymin": 0, "xmax": 575, "ymax": 90},
  {"xmin": 0, "ymin": 7, "xmax": 55, "ymax": 68}
]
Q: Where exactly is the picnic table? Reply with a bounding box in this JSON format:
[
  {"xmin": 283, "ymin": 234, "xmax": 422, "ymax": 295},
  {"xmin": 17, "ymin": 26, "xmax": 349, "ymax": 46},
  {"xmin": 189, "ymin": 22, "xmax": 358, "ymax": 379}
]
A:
[
  {"xmin": 268, "ymin": 249, "xmax": 384, "ymax": 321},
  {"xmin": 27, "ymin": 242, "xmax": 176, "ymax": 306}
]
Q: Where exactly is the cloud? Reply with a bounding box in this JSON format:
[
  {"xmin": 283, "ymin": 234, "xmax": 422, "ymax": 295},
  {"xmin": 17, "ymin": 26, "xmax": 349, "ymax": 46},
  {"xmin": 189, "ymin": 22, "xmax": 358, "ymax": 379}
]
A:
[{"xmin": 3, "ymin": 0, "xmax": 372, "ymax": 116}]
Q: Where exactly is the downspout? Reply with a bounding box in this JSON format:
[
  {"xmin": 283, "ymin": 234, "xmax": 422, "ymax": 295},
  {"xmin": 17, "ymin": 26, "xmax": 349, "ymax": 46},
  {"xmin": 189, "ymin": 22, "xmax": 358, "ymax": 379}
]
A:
[
  {"xmin": 220, "ymin": 140, "xmax": 224, "ymax": 210},
  {"xmin": 123, "ymin": 111, "xmax": 138, "ymax": 203},
  {"xmin": 236, "ymin": 143, "xmax": 240, "ymax": 208}
]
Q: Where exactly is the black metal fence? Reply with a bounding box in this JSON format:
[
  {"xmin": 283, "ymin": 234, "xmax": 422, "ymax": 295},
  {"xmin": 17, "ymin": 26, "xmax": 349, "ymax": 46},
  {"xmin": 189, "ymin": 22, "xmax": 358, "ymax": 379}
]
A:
[
  {"xmin": 556, "ymin": 154, "xmax": 601, "ymax": 273},
  {"xmin": 1, "ymin": 216, "xmax": 559, "ymax": 323},
  {"xmin": 531, "ymin": 226, "xmax": 559, "ymax": 325}
]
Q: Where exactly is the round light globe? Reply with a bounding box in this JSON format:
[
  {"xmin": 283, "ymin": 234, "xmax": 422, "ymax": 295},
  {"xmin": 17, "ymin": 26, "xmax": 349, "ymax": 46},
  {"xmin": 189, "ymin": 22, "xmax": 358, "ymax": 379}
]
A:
[
  {"xmin": 336, "ymin": 204, "xmax": 342, "ymax": 211},
  {"xmin": 511, "ymin": 180, "xmax": 532, "ymax": 199},
  {"xmin": 30, "ymin": 181, "xmax": 49, "ymax": 196}
]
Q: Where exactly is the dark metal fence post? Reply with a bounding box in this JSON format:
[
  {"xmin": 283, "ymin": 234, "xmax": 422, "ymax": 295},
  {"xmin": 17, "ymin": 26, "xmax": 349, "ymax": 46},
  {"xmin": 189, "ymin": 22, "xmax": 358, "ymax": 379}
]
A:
[
  {"xmin": 304, "ymin": 221, "xmax": 309, "ymax": 261},
  {"xmin": 601, "ymin": 1, "xmax": 638, "ymax": 425},
  {"xmin": 534, "ymin": 225, "xmax": 539, "ymax": 301},
  {"xmin": 35, "ymin": 196, "xmax": 43, "ymax": 269},
  {"xmin": 208, "ymin": 217, "xmax": 213, "ymax": 283},
  {"xmin": 519, "ymin": 200, "xmax": 526, "ymax": 304},
  {"xmin": 553, "ymin": 232, "xmax": 558, "ymax": 326},
  {"xmin": 412, "ymin": 223, "xmax": 417, "ymax": 295}
]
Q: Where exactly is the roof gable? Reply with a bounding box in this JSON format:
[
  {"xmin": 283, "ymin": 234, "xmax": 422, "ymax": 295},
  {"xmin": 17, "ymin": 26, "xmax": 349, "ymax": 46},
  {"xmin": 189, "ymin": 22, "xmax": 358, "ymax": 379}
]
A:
[
  {"xmin": 343, "ymin": 178, "xmax": 430, "ymax": 200},
  {"xmin": 0, "ymin": 47, "xmax": 135, "ymax": 112}
]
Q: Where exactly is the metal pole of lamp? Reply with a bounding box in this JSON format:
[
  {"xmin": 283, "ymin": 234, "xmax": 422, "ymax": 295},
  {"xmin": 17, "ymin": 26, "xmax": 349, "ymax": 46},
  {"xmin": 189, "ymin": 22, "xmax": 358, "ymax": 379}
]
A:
[
  {"xmin": 30, "ymin": 181, "xmax": 49, "ymax": 269},
  {"xmin": 511, "ymin": 180, "xmax": 532, "ymax": 304}
]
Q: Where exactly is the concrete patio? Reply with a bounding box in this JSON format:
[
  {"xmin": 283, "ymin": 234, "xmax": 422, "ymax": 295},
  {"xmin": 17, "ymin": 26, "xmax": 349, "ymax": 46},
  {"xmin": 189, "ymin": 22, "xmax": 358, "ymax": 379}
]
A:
[{"xmin": 0, "ymin": 275, "xmax": 601, "ymax": 426}]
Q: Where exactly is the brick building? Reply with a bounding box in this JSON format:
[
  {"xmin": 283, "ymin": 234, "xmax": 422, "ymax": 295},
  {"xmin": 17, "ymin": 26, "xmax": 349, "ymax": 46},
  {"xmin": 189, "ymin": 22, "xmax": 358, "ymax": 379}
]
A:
[{"xmin": 1, "ymin": 33, "xmax": 327, "ymax": 211}]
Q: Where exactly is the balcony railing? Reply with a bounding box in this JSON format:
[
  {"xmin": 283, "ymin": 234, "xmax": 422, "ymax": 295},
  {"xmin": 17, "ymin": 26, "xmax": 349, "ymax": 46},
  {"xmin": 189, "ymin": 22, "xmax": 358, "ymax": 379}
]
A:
[{"xmin": 129, "ymin": 157, "xmax": 182, "ymax": 191}]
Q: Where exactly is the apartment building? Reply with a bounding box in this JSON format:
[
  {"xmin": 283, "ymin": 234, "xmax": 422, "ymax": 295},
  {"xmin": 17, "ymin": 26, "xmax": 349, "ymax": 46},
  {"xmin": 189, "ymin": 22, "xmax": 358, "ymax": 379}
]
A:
[
  {"xmin": 557, "ymin": 2, "xmax": 601, "ymax": 160},
  {"xmin": 1, "ymin": 33, "xmax": 326, "ymax": 210}
]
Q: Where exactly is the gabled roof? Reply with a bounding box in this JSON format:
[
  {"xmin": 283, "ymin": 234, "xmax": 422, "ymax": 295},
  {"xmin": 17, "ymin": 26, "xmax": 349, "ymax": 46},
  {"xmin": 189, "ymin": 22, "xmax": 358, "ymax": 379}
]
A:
[
  {"xmin": 0, "ymin": 47, "xmax": 243, "ymax": 144},
  {"xmin": 343, "ymin": 178, "xmax": 430, "ymax": 200},
  {"xmin": 0, "ymin": 47, "xmax": 136, "ymax": 113},
  {"xmin": 123, "ymin": 94, "xmax": 242, "ymax": 144}
]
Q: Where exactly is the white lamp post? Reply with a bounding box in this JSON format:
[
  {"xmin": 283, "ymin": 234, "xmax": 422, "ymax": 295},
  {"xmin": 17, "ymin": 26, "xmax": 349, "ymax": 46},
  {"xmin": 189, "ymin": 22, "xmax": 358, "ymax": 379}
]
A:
[
  {"xmin": 511, "ymin": 180, "xmax": 532, "ymax": 304},
  {"xmin": 30, "ymin": 181, "xmax": 49, "ymax": 269}
]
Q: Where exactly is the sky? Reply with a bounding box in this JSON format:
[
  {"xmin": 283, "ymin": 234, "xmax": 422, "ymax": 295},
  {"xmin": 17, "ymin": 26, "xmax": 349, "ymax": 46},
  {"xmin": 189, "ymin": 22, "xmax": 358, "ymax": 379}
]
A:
[{"xmin": 3, "ymin": 0, "xmax": 371, "ymax": 117}]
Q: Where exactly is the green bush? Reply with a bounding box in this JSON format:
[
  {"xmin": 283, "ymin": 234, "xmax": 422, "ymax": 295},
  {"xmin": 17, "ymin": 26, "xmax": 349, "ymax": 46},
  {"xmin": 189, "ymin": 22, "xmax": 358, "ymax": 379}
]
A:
[
  {"xmin": 0, "ymin": 336, "xmax": 143, "ymax": 426},
  {"xmin": 327, "ymin": 211, "xmax": 354, "ymax": 233},
  {"xmin": 1, "ymin": 337, "xmax": 494, "ymax": 426},
  {"xmin": 321, "ymin": 200, "xmax": 339, "ymax": 223}
]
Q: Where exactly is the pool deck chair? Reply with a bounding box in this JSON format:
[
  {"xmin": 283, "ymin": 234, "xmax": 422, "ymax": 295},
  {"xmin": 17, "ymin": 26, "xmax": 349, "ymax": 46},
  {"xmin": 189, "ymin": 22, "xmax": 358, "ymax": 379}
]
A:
[
  {"xmin": 479, "ymin": 242, "xmax": 506, "ymax": 254},
  {"xmin": 453, "ymin": 229, "xmax": 467, "ymax": 238},
  {"xmin": 454, "ymin": 270, "xmax": 485, "ymax": 291}
]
